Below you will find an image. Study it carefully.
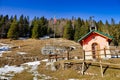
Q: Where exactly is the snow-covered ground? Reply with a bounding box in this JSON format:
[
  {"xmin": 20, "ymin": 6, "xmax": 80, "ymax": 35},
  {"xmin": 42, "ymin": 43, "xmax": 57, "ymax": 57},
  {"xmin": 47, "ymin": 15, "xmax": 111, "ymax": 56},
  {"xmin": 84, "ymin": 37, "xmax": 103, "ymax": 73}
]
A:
[
  {"xmin": 0, "ymin": 43, "xmax": 55, "ymax": 80},
  {"xmin": 0, "ymin": 59, "xmax": 56, "ymax": 80},
  {"xmin": 0, "ymin": 43, "xmax": 11, "ymax": 57},
  {"xmin": 0, "ymin": 61, "xmax": 40, "ymax": 80},
  {"xmin": 0, "ymin": 65, "xmax": 24, "ymax": 74}
]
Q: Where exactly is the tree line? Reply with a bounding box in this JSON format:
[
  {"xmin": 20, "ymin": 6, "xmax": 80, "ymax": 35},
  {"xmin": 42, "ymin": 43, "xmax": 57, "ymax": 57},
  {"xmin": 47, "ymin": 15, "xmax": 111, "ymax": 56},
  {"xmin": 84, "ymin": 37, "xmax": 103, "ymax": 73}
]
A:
[{"xmin": 0, "ymin": 14, "xmax": 120, "ymax": 46}]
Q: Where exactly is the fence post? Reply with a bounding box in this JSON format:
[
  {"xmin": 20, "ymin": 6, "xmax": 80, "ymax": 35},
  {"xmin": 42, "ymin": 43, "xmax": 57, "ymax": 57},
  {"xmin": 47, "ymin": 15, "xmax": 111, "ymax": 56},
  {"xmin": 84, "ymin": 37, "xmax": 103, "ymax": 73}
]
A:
[
  {"xmin": 67, "ymin": 50, "xmax": 69, "ymax": 60},
  {"xmin": 115, "ymin": 49, "xmax": 118, "ymax": 58},
  {"xmin": 48, "ymin": 54, "xmax": 51, "ymax": 62},
  {"xmin": 55, "ymin": 54, "xmax": 57, "ymax": 61},
  {"xmin": 100, "ymin": 60, "xmax": 103, "ymax": 77},
  {"xmin": 83, "ymin": 50, "xmax": 85, "ymax": 60},
  {"xmin": 82, "ymin": 50, "xmax": 85, "ymax": 75},
  {"xmin": 104, "ymin": 48, "xmax": 106, "ymax": 58}
]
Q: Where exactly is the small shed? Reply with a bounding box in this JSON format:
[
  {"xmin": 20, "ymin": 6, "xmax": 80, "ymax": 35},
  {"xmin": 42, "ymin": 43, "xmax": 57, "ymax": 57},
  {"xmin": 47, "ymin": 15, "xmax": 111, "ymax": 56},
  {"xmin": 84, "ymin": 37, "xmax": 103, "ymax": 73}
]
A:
[{"xmin": 78, "ymin": 30, "xmax": 113, "ymax": 60}]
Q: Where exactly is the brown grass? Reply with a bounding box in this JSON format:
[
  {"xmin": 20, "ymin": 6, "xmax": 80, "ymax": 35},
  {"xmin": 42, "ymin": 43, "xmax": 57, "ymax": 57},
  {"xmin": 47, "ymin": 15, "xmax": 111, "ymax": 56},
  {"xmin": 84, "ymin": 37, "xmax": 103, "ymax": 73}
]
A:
[
  {"xmin": 11, "ymin": 70, "xmax": 33, "ymax": 80},
  {"xmin": 0, "ymin": 38, "xmax": 82, "ymax": 66},
  {"xmin": 38, "ymin": 59, "xmax": 120, "ymax": 80},
  {"xmin": 0, "ymin": 38, "xmax": 120, "ymax": 80}
]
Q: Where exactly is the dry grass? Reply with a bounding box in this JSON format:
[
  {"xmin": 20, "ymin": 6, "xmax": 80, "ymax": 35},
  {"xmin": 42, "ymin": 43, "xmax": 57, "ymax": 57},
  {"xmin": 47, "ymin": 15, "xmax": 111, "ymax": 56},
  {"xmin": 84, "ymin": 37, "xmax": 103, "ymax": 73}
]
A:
[
  {"xmin": 0, "ymin": 38, "xmax": 82, "ymax": 66},
  {"xmin": 0, "ymin": 38, "xmax": 120, "ymax": 80},
  {"xmin": 38, "ymin": 58, "xmax": 120, "ymax": 80},
  {"xmin": 38, "ymin": 62, "xmax": 83, "ymax": 80},
  {"xmin": 11, "ymin": 70, "xmax": 33, "ymax": 80},
  {"xmin": 1, "ymin": 38, "xmax": 81, "ymax": 55}
]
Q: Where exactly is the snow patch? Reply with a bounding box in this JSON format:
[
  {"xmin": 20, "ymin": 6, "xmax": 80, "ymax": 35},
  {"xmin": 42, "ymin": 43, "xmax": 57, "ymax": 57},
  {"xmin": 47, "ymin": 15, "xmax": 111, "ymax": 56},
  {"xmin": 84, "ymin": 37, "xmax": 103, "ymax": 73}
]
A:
[
  {"xmin": 17, "ymin": 52, "xmax": 27, "ymax": 55},
  {"xmin": 0, "ymin": 60, "xmax": 56, "ymax": 80},
  {"xmin": 0, "ymin": 65, "xmax": 24, "ymax": 75},
  {"xmin": 40, "ymin": 36, "xmax": 50, "ymax": 40},
  {"xmin": 18, "ymin": 37, "xmax": 29, "ymax": 40},
  {"xmin": 23, "ymin": 61, "xmax": 40, "ymax": 80},
  {"xmin": 23, "ymin": 61, "xmax": 40, "ymax": 66},
  {"xmin": 0, "ymin": 44, "xmax": 11, "ymax": 57},
  {"xmin": 0, "ymin": 46, "xmax": 10, "ymax": 51},
  {"xmin": 41, "ymin": 59, "xmax": 49, "ymax": 62},
  {"xmin": 0, "ymin": 61, "xmax": 41, "ymax": 80}
]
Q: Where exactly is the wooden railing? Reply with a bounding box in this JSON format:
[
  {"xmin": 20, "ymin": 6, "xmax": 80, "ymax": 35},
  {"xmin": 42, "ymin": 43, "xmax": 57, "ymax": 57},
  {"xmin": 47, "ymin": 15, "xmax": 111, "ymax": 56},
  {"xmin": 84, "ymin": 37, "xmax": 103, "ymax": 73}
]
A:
[
  {"xmin": 83, "ymin": 48, "xmax": 120, "ymax": 58},
  {"xmin": 81, "ymin": 48, "xmax": 120, "ymax": 77}
]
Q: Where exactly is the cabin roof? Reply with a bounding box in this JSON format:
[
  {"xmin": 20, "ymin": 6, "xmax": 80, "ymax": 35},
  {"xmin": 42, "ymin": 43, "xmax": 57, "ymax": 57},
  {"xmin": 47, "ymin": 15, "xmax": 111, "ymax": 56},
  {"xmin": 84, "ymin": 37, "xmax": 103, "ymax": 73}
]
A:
[{"xmin": 78, "ymin": 30, "xmax": 113, "ymax": 42}]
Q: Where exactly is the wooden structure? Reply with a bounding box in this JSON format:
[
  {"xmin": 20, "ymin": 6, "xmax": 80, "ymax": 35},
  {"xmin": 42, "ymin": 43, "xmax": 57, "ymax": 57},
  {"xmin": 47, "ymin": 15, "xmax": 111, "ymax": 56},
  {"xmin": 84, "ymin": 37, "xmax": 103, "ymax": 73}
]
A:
[
  {"xmin": 78, "ymin": 30, "xmax": 113, "ymax": 60},
  {"xmin": 63, "ymin": 48, "xmax": 120, "ymax": 77},
  {"xmin": 48, "ymin": 50, "xmax": 70, "ymax": 62},
  {"xmin": 81, "ymin": 49, "xmax": 120, "ymax": 77}
]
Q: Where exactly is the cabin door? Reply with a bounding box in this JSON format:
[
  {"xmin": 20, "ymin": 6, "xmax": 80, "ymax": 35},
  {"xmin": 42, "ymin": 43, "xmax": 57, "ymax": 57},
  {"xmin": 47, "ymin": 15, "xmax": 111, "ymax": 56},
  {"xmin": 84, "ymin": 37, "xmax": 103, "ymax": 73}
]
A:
[{"xmin": 92, "ymin": 43, "xmax": 100, "ymax": 59}]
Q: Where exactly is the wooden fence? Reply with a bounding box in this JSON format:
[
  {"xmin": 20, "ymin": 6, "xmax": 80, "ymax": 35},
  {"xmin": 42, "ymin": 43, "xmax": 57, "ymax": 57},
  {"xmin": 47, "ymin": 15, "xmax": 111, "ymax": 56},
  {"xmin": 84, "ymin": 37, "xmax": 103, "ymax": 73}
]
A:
[
  {"xmin": 84, "ymin": 48, "xmax": 120, "ymax": 58},
  {"xmin": 82, "ymin": 48, "xmax": 120, "ymax": 77},
  {"xmin": 50, "ymin": 48, "xmax": 120, "ymax": 77}
]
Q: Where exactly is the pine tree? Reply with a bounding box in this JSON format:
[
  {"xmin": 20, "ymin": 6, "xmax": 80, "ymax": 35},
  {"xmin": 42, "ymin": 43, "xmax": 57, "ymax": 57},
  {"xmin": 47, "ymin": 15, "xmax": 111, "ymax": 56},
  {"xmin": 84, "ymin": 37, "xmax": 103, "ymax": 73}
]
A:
[
  {"xmin": 39, "ymin": 16, "xmax": 48, "ymax": 36},
  {"xmin": 97, "ymin": 20, "xmax": 104, "ymax": 32},
  {"xmin": 4, "ymin": 15, "xmax": 11, "ymax": 38},
  {"xmin": 105, "ymin": 20, "xmax": 109, "ymax": 27},
  {"xmin": 74, "ymin": 18, "xmax": 89, "ymax": 41},
  {"xmin": 18, "ymin": 15, "xmax": 24, "ymax": 37},
  {"xmin": 0, "ymin": 15, "xmax": 5, "ymax": 38},
  {"xmin": 63, "ymin": 20, "xmax": 74, "ymax": 40},
  {"xmin": 7, "ymin": 16, "xmax": 18, "ymax": 39},
  {"xmin": 109, "ymin": 23, "xmax": 120, "ymax": 46},
  {"xmin": 23, "ymin": 16, "xmax": 29, "ymax": 37},
  {"xmin": 74, "ymin": 18, "xmax": 82, "ymax": 41},
  {"xmin": 111, "ymin": 18, "xmax": 115, "ymax": 26},
  {"xmin": 32, "ymin": 21, "xmax": 40, "ymax": 39},
  {"xmin": 18, "ymin": 15, "xmax": 29, "ymax": 37},
  {"xmin": 29, "ymin": 16, "xmax": 37, "ymax": 37}
]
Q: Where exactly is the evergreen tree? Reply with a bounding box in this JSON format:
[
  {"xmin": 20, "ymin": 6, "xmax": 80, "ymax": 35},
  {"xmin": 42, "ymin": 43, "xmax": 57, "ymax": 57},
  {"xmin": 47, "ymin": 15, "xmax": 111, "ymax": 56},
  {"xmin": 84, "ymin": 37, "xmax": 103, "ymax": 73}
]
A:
[
  {"xmin": 4, "ymin": 15, "xmax": 11, "ymax": 38},
  {"xmin": 0, "ymin": 15, "xmax": 11, "ymax": 38},
  {"xmin": 105, "ymin": 20, "xmax": 109, "ymax": 27},
  {"xmin": 74, "ymin": 18, "xmax": 89, "ymax": 41},
  {"xmin": 18, "ymin": 15, "xmax": 29, "ymax": 37},
  {"xmin": 29, "ymin": 16, "xmax": 37, "ymax": 37},
  {"xmin": 0, "ymin": 15, "xmax": 5, "ymax": 38},
  {"xmin": 47, "ymin": 26, "xmax": 53, "ymax": 35},
  {"xmin": 109, "ymin": 24, "xmax": 120, "ymax": 46},
  {"xmin": 74, "ymin": 18, "xmax": 82, "ymax": 41},
  {"xmin": 7, "ymin": 16, "xmax": 18, "ymax": 39},
  {"xmin": 23, "ymin": 16, "xmax": 29, "ymax": 37},
  {"xmin": 97, "ymin": 20, "xmax": 104, "ymax": 31},
  {"xmin": 32, "ymin": 20, "xmax": 40, "ymax": 39},
  {"xmin": 0, "ymin": 14, "xmax": 120, "ymax": 45},
  {"xmin": 111, "ymin": 18, "xmax": 115, "ymax": 26},
  {"xmin": 18, "ymin": 15, "xmax": 24, "ymax": 37},
  {"xmin": 63, "ymin": 20, "xmax": 74, "ymax": 40},
  {"xmin": 39, "ymin": 16, "xmax": 48, "ymax": 36}
]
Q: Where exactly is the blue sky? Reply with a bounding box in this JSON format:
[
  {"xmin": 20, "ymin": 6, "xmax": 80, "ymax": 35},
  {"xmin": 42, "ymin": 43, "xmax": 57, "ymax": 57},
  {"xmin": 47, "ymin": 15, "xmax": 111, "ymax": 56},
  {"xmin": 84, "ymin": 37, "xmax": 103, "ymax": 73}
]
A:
[{"xmin": 0, "ymin": 0, "xmax": 120, "ymax": 23}]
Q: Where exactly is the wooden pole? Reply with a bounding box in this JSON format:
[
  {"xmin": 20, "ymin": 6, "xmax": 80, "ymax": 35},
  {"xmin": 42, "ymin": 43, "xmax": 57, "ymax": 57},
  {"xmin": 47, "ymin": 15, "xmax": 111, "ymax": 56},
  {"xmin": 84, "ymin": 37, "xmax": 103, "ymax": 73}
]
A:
[
  {"xmin": 104, "ymin": 48, "xmax": 106, "ymax": 58},
  {"xmin": 48, "ymin": 54, "xmax": 52, "ymax": 62},
  {"xmin": 55, "ymin": 54, "xmax": 57, "ymax": 61},
  {"xmin": 100, "ymin": 60, "xmax": 103, "ymax": 77},
  {"xmin": 82, "ymin": 50, "xmax": 85, "ymax": 75},
  {"xmin": 67, "ymin": 50, "xmax": 69, "ymax": 60},
  {"xmin": 83, "ymin": 50, "xmax": 85, "ymax": 60}
]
